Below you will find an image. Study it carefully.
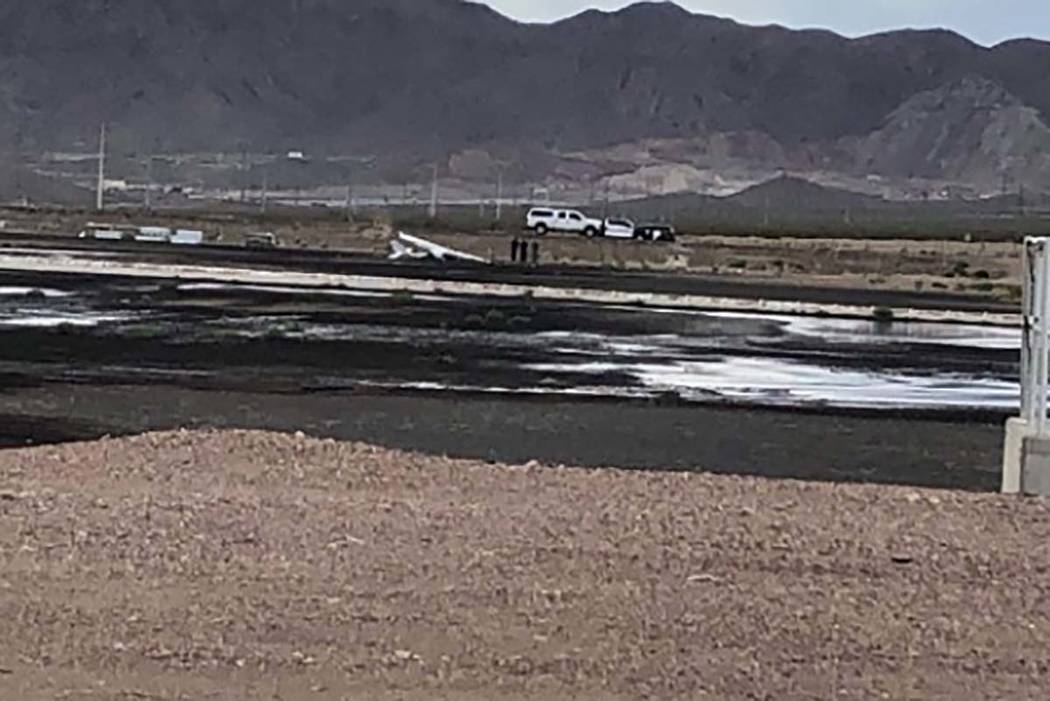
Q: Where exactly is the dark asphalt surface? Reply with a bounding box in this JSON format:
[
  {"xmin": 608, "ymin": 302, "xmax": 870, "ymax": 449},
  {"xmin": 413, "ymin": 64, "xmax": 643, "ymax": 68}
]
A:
[{"xmin": 0, "ymin": 387, "xmax": 1005, "ymax": 492}]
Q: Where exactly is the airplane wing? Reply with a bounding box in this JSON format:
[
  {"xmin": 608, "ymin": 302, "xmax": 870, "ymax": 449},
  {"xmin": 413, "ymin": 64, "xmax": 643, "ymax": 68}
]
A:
[
  {"xmin": 388, "ymin": 239, "xmax": 428, "ymax": 260},
  {"xmin": 396, "ymin": 232, "xmax": 488, "ymax": 264}
]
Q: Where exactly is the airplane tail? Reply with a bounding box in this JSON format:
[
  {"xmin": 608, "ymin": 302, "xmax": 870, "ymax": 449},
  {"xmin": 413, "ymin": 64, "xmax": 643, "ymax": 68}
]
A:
[{"xmin": 388, "ymin": 240, "xmax": 411, "ymax": 260}]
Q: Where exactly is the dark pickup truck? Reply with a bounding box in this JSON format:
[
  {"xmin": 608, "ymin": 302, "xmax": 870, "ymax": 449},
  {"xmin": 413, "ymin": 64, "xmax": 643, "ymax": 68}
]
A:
[{"xmin": 633, "ymin": 224, "xmax": 676, "ymax": 242}]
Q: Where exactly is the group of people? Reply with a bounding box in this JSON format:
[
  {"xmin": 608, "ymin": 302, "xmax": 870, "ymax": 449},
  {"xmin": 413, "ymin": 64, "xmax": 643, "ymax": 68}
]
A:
[{"xmin": 510, "ymin": 238, "xmax": 540, "ymax": 266}]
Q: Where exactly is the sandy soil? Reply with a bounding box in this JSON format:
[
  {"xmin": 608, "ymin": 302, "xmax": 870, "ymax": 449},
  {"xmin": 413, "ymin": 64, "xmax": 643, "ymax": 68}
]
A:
[
  {"xmin": 1, "ymin": 429, "xmax": 1048, "ymax": 700},
  {"xmin": 419, "ymin": 231, "xmax": 1023, "ymax": 303}
]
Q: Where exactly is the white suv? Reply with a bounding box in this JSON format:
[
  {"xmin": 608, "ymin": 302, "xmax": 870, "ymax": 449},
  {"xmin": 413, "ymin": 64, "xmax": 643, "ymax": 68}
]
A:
[
  {"xmin": 526, "ymin": 208, "xmax": 603, "ymax": 237},
  {"xmin": 602, "ymin": 218, "xmax": 636, "ymax": 239}
]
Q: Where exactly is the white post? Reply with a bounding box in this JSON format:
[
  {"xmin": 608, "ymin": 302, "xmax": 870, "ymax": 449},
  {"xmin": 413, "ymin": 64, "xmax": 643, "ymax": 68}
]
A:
[
  {"xmin": 1030, "ymin": 240, "xmax": 1046, "ymax": 430},
  {"xmin": 1005, "ymin": 237, "xmax": 1050, "ymax": 493},
  {"xmin": 1022, "ymin": 240, "xmax": 1034, "ymax": 420},
  {"xmin": 1037, "ymin": 247, "xmax": 1050, "ymax": 434},
  {"xmin": 96, "ymin": 123, "xmax": 107, "ymax": 212}
]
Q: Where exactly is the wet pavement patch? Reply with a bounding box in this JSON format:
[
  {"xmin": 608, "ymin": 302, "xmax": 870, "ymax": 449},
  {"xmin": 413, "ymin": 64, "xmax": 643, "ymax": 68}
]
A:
[{"xmin": 0, "ymin": 271, "xmax": 1021, "ymax": 413}]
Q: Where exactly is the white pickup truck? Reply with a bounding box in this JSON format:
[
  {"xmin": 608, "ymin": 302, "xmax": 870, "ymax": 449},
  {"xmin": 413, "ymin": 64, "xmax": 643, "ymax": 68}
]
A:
[{"xmin": 525, "ymin": 208, "xmax": 603, "ymax": 237}]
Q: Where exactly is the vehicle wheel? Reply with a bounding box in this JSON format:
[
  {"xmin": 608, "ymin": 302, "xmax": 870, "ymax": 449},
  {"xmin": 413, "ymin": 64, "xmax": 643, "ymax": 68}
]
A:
[
  {"xmin": 534, "ymin": 224, "xmax": 548, "ymax": 236},
  {"xmin": 584, "ymin": 227, "xmax": 598, "ymax": 238}
]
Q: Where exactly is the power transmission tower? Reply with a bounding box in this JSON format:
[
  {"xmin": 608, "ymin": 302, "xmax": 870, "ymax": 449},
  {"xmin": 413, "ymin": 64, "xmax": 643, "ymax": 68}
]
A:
[{"xmin": 96, "ymin": 123, "xmax": 107, "ymax": 212}]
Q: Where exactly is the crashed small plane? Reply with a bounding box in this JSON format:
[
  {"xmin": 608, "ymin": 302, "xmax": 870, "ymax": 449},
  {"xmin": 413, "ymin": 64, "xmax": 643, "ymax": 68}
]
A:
[{"xmin": 388, "ymin": 231, "xmax": 488, "ymax": 264}]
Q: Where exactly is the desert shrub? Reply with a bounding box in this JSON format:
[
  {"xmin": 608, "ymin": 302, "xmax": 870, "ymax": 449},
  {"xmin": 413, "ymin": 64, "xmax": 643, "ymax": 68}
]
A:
[{"xmin": 872, "ymin": 307, "xmax": 895, "ymax": 323}]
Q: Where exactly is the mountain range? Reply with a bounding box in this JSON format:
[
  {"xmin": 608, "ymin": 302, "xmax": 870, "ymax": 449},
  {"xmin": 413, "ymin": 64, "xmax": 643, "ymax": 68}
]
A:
[{"xmin": 2, "ymin": 0, "xmax": 1050, "ymax": 198}]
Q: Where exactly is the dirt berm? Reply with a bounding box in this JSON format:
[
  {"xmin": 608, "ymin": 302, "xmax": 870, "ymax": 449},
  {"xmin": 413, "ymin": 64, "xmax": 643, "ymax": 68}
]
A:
[{"xmin": 0, "ymin": 430, "xmax": 1047, "ymax": 700}]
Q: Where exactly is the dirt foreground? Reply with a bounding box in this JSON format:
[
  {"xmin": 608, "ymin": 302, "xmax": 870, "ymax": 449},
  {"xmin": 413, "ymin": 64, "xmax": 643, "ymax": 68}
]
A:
[{"xmin": 1, "ymin": 430, "xmax": 1049, "ymax": 700}]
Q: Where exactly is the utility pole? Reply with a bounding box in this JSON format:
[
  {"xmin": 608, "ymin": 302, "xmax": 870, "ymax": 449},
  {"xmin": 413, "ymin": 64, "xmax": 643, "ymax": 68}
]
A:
[
  {"xmin": 428, "ymin": 163, "xmax": 439, "ymax": 219},
  {"xmin": 260, "ymin": 174, "xmax": 269, "ymax": 215},
  {"xmin": 96, "ymin": 123, "xmax": 107, "ymax": 212},
  {"xmin": 239, "ymin": 146, "xmax": 248, "ymax": 205},
  {"xmin": 495, "ymin": 168, "xmax": 504, "ymax": 222},
  {"xmin": 345, "ymin": 159, "xmax": 358, "ymax": 222},
  {"xmin": 144, "ymin": 154, "xmax": 154, "ymax": 211}
]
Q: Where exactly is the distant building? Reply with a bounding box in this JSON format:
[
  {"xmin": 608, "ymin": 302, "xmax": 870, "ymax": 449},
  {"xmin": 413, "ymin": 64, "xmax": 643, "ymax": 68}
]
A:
[{"xmin": 287, "ymin": 150, "xmax": 307, "ymax": 162}]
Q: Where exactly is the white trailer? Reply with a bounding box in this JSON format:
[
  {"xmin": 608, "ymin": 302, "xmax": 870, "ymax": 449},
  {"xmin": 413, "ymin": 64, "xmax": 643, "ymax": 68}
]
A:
[
  {"xmin": 77, "ymin": 223, "xmax": 205, "ymax": 246},
  {"xmin": 78, "ymin": 223, "xmax": 137, "ymax": 241},
  {"xmin": 171, "ymin": 229, "xmax": 204, "ymax": 245},
  {"xmin": 135, "ymin": 226, "xmax": 172, "ymax": 243}
]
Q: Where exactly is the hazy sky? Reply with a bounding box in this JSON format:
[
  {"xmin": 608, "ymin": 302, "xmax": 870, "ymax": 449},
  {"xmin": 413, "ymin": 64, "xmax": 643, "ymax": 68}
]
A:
[{"xmin": 485, "ymin": 0, "xmax": 1049, "ymax": 46}]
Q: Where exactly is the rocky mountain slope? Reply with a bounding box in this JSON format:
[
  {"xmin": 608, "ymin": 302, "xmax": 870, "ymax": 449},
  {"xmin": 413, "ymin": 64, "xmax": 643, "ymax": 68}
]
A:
[
  {"xmin": 2, "ymin": 0, "xmax": 1050, "ymax": 196},
  {"xmin": 849, "ymin": 77, "xmax": 1050, "ymax": 192}
]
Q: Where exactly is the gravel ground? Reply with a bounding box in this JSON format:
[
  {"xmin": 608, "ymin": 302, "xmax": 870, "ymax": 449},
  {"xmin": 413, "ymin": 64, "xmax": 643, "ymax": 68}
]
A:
[{"xmin": 1, "ymin": 430, "xmax": 1048, "ymax": 700}]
